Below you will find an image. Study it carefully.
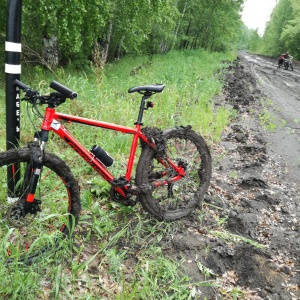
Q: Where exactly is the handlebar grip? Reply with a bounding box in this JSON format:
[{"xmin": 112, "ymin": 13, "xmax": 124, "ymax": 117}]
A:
[
  {"xmin": 49, "ymin": 80, "xmax": 78, "ymax": 99},
  {"xmin": 14, "ymin": 79, "xmax": 30, "ymax": 91}
]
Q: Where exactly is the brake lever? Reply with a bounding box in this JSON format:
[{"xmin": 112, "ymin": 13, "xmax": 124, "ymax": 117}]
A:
[{"xmin": 21, "ymin": 97, "xmax": 39, "ymax": 105}]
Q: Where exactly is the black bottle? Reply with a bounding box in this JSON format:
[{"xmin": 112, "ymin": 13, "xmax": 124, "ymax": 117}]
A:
[{"xmin": 90, "ymin": 145, "xmax": 113, "ymax": 167}]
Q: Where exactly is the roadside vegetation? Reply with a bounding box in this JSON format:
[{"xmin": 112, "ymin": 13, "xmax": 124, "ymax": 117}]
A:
[
  {"xmin": 0, "ymin": 49, "xmax": 247, "ymax": 299},
  {"xmin": 0, "ymin": 0, "xmax": 244, "ymax": 73},
  {"xmin": 239, "ymin": 0, "xmax": 300, "ymax": 60}
]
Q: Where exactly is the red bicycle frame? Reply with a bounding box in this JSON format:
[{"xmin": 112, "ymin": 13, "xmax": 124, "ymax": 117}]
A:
[
  {"xmin": 11, "ymin": 80, "xmax": 186, "ymax": 207},
  {"xmin": 40, "ymin": 107, "xmax": 153, "ymax": 197},
  {"xmin": 22, "ymin": 85, "xmax": 186, "ymax": 206},
  {"xmin": 40, "ymin": 107, "xmax": 186, "ymax": 192}
]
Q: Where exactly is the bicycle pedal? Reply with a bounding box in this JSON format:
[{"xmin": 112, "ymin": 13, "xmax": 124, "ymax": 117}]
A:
[{"xmin": 110, "ymin": 177, "xmax": 129, "ymax": 188}]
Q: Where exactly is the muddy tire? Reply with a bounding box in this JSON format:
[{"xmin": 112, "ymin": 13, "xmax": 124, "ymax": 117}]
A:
[
  {"xmin": 0, "ymin": 146, "xmax": 81, "ymax": 263},
  {"xmin": 136, "ymin": 127, "xmax": 211, "ymax": 221}
]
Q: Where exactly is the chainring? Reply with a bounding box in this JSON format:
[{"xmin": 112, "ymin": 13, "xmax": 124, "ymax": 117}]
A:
[{"xmin": 109, "ymin": 187, "xmax": 137, "ymax": 206}]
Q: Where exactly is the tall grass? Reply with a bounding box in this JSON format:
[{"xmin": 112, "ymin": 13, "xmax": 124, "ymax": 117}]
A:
[
  {"xmin": 1, "ymin": 49, "xmax": 236, "ymax": 182},
  {"xmin": 0, "ymin": 49, "xmax": 238, "ymax": 299},
  {"xmin": 2, "ymin": 49, "xmax": 234, "ymax": 144}
]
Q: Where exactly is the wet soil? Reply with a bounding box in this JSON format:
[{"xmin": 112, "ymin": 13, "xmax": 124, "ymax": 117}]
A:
[{"xmin": 170, "ymin": 53, "xmax": 300, "ymax": 299}]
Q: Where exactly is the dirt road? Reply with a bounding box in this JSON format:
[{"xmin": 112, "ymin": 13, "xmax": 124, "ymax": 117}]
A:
[
  {"xmin": 244, "ymin": 52, "xmax": 300, "ymax": 183},
  {"xmin": 168, "ymin": 52, "xmax": 300, "ymax": 299}
]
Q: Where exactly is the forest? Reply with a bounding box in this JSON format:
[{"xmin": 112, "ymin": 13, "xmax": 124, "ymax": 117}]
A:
[{"xmin": 0, "ymin": 0, "xmax": 299, "ymax": 72}]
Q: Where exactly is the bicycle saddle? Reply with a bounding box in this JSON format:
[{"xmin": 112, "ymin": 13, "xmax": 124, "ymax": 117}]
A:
[{"xmin": 128, "ymin": 84, "xmax": 165, "ymax": 94}]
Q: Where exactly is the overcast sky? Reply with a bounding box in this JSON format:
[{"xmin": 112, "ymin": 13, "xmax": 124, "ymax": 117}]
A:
[{"xmin": 241, "ymin": 0, "xmax": 278, "ymax": 35}]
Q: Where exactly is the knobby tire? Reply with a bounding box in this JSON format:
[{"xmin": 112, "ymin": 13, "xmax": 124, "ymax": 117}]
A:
[{"xmin": 0, "ymin": 146, "xmax": 80, "ymax": 263}]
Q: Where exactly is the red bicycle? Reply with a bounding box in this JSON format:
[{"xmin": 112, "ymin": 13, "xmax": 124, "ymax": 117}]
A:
[{"xmin": 0, "ymin": 79, "xmax": 211, "ymax": 262}]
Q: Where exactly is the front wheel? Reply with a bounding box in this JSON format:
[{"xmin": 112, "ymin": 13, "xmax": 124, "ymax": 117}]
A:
[
  {"xmin": 136, "ymin": 127, "xmax": 212, "ymax": 221},
  {"xmin": 0, "ymin": 146, "xmax": 81, "ymax": 263}
]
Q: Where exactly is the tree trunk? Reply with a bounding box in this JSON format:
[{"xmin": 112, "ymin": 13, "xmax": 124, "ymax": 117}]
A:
[
  {"xmin": 42, "ymin": 37, "xmax": 59, "ymax": 68},
  {"xmin": 102, "ymin": 20, "xmax": 113, "ymax": 64},
  {"xmin": 172, "ymin": 0, "xmax": 188, "ymax": 50},
  {"xmin": 116, "ymin": 35, "xmax": 125, "ymax": 60}
]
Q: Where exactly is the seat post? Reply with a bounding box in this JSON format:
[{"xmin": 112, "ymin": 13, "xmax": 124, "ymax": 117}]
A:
[{"xmin": 135, "ymin": 93, "xmax": 151, "ymax": 125}]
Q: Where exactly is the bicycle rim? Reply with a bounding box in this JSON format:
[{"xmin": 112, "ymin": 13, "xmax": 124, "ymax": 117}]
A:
[{"xmin": 0, "ymin": 148, "xmax": 80, "ymax": 263}]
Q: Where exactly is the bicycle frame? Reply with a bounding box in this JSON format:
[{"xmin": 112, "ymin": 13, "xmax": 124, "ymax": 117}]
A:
[
  {"xmin": 38, "ymin": 108, "xmax": 186, "ymax": 195},
  {"xmin": 20, "ymin": 87, "xmax": 186, "ymax": 205},
  {"xmin": 40, "ymin": 107, "xmax": 152, "ymax": 198}
]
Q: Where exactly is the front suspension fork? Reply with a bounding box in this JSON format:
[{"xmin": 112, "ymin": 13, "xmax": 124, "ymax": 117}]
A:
[{"xmin": 24, "ymin": 131, "xmax": 48, "ymax": 213}]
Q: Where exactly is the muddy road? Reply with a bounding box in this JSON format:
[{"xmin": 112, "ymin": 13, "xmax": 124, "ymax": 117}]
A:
[
  {"xmin": 243, "ymin": 52, "xmax": 300, "ymax": 183},
  {"xmin": 166, "ymin": 53, "xmax": 300, "ymax": 299}
]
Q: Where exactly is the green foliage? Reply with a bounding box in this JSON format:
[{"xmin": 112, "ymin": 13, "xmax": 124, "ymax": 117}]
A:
[
  {"xmin": 248, "ymin": 30, "xmax": 262, "ymax": 52},
  {"xmin": 1, "ymin": 0, "xmax": 246, "ymax": 75},
  {"xmin": 280, "ymin": 0, "xmax": 300, "ymax": 57},
  {"xmin": 238, "ymin": 0, "xmax": 299, "ymax": 59},
  {"xmin": 259, "ymin": 0, "xmax": 299, "ymax": 60},
  {"xmin": 210, "ymin": 230, "xmax": 265, "ymax": 249},
  {"xmin": 176, "ymin": 0, "xmax": 245, "ymax": 52},
  {"xmin": 0, "ymin": 49, "xmax": 234, "ymax": 154},
  {"xmin": 143, "ymin": 1, "xmax": 179, "ymax": 54},
  {"xmin": 22, "ymin": 0, "xmax": 110, "ymax": 64},
  {"xmin": 236, "ymin": 24, "xmax": 263, "ymax": 53},
  {"xmin": 235, "ymin": 24, "xmax": 251, "ymax": 50},
  {"xmin": 102, "ymin": 0, "xmax": 178, "ymax": 61}
]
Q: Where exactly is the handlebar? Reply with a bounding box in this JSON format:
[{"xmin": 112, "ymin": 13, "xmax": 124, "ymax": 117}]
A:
[
  {"xmin": 49, "ymin": 80, "xmax": 77, "ymax": 99},
  {"xmin": 14, "ymin": 79, "xmax": 77, "ymax": 99},
  {"xmin": 14, "ymin": 79, "xmax": 31, "ymax": 92},
  {"xmin": 14, "ymin": 79, "xmax": 78, "ymax": 107}
]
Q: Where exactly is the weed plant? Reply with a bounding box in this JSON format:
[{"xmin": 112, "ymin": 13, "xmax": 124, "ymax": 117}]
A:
[{"xmin": 0, "ymin": 49, "xmax": 243, "ymax": 299}]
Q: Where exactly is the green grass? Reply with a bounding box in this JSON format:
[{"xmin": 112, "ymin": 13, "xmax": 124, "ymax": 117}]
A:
[
  {"xmin": 0, "ymin": 49, "xmax": 242, "ymax": 299},
  {"xmin": 1, "ymin": 49, "xmax": 236, "ymax": 185},
  {"xmin": 2, "ymin": 49, "xmax": 235, "ymax": 148}
]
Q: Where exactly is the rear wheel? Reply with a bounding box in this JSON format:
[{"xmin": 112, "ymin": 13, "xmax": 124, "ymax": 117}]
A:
[
  {"xmin": 0, "ymin": 146, "xmax": 81, "ymax": 263},
  {"xmin": 136, "ymin": 127, "xmax": 211, "ymax": 221}
]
